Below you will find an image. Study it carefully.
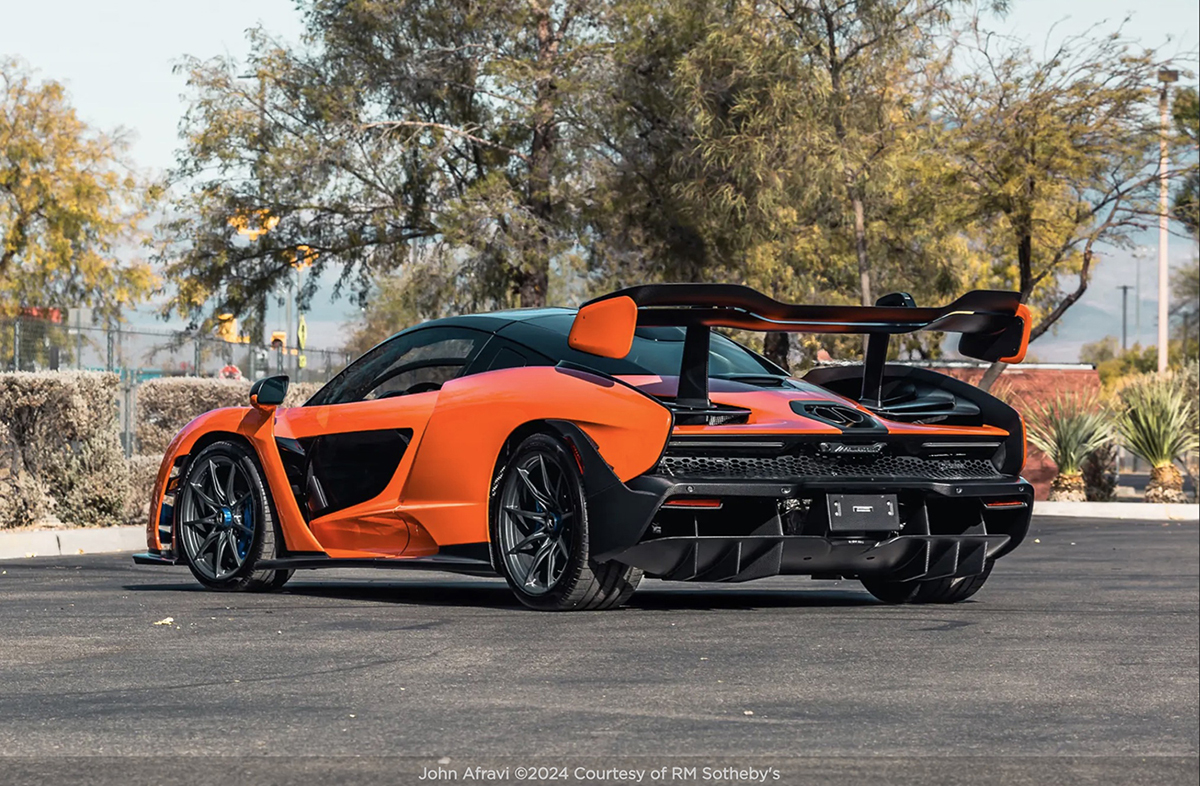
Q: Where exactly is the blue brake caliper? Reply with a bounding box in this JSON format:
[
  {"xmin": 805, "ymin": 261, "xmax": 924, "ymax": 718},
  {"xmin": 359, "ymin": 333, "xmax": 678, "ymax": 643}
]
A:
[{"xmin": 238, "ymin": 503, "xmax": 253, "ymax": 559}]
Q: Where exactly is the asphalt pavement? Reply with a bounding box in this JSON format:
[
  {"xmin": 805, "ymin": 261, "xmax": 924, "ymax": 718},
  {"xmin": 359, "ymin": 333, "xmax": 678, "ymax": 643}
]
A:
[{"xmin": 0, "ymin": 518, "xmax": 1196, "ymax": 786}]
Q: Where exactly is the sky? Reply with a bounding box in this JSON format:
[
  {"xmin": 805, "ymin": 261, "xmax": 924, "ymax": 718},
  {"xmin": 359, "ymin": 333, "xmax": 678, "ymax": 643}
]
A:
[{"xmin": 1, "ymin": 0, "xmax": 1198, "ymax": 359}]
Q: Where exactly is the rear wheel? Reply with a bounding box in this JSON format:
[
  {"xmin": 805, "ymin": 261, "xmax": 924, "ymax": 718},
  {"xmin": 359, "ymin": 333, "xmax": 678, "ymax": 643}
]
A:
[
  {"xmin": 861, "ymin": 560, "xmax": 993, "ymax": 605},
  {"xmin": 176, "ymin": 441, "xmax": 292, "ymax": 592},
  {"xmin": 490, "ymin": 433, "xmax": 641, "ymax": 611}
]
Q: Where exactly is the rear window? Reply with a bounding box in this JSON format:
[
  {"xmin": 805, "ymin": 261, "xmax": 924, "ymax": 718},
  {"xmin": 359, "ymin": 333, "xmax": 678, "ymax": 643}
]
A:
[{"xmin": 502, "ymin": 315, "xmax": 780, "ymax": 377}]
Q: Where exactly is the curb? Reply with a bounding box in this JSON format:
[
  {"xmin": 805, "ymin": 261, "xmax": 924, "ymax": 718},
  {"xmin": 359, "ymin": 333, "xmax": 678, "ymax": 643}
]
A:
[
  {"xmin": 1, "ymin": 501, "xmax": 1194, "ymax": 561},
  {"xmin": 1034, "ymin": 501, "xmax": 1198, "ymax": 522},
  {"xmin": 0, "ymin": 526, "xmax": 145, "ymax": 560}
]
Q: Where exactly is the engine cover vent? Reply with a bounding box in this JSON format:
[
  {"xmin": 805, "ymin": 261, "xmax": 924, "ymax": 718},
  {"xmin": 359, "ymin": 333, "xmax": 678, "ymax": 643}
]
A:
[{"xmin": 791, "ymin": 401, "xmax": 883, "ymax": 432}]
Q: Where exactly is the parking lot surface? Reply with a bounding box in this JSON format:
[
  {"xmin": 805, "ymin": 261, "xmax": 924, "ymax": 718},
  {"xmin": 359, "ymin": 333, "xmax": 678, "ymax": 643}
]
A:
[{"xmin": 1, "ymin": 518, "xmax": 1196, "ymax": 785}]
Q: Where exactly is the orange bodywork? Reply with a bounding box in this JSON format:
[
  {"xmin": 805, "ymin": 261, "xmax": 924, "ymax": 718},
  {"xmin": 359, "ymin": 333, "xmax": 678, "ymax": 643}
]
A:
[
  {"xmin": 568, "ymin": 296, "xmax": 638, "ymax": 358},
  {"xmin": 396, "ymin": 366, "xmax": 671, "ymax": 552},
  {"xmin": 148, "ymin": 365, "xmax": 672, "ymax": 557}
]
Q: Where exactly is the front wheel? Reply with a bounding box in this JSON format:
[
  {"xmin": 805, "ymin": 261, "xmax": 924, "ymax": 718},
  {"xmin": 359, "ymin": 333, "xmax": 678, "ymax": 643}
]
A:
[
  {"xmin": 861, "ymin": 560, "xmax": 994, "ymax": 605},
  {"xmin": 490, "ymin": 433, "xmax": 641, "ymax": 611},
  {"xmin": 176, "ymin": 440, "xmax": 292, "ymax": 592}
]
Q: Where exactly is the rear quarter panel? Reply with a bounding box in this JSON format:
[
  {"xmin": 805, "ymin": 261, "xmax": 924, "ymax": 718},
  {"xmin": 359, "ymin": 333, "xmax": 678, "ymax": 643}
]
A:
[{"xmin": 397, "ymin": 366, "xmax": 673, "ymax": 551}]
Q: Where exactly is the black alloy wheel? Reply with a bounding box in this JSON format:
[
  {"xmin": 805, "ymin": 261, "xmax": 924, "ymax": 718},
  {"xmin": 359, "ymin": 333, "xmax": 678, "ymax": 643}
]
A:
[
  {"xmin": 176, "ymin": 441, "xmax": 291, "ymax": 592},
  {"xmin": 861, "ymin": 560, "xmax": 994, "ymax": 604},
  {"xmin": 491, "ymin": 433, "xmax": 641, "ymax": 611}
]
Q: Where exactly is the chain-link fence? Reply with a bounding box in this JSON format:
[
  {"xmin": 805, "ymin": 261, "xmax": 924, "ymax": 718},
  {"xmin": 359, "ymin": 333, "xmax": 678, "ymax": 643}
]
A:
[{"xmin": 2, "ymin": 313, "xmax": 351, "ymax": 457}]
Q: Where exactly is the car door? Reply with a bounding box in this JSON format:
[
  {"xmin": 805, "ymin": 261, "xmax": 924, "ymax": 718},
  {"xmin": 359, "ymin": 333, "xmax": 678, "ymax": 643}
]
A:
[{"xmin": 275, "ymin": 327, "xmax": 490, "ymax": 557}]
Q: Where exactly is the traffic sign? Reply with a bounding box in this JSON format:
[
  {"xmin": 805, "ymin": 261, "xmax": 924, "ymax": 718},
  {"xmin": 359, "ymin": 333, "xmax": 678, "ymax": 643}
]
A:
[{"xmin": 297, "ymin": 315, "xmax": 308, "ymax": 350}]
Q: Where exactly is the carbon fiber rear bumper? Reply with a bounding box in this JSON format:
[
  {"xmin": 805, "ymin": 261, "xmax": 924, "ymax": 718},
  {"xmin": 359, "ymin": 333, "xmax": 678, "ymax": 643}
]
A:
[{"xmin": 545, "ymin": 421, "xmax": 1034, "ymax": 582}]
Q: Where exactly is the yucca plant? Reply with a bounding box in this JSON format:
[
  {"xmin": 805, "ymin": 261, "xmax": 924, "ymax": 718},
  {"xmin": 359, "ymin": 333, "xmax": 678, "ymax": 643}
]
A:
[
  {"xmin": 1024, "ymin": 393, "xmax": 1112, "ymax": 501},
  {"xmin": 1117, "ymin": 373, "xmax": 1200, "ymax": 503}
]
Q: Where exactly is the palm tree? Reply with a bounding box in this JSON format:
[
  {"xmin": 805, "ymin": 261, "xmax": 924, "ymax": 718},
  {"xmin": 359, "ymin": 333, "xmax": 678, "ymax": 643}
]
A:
[
  {"xmin": 1025, "ymin": 393, "xmax": 1112, "ymax": 502},
  {"xmin": 1117, "ymin": 373, "xmax": 1199, "ymax": 503}
]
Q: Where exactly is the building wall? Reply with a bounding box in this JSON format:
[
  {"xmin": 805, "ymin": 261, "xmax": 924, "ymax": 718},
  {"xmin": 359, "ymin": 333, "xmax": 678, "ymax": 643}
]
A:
[{"xmin": 915, "ymin": 364, "xmax": 1102, "ymax": 500}]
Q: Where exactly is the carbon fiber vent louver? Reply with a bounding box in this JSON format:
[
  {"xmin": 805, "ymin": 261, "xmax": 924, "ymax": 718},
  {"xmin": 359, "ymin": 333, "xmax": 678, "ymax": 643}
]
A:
[{"xmin": 790, "ymin": 401, "xmax": 879, "ymax": 430}]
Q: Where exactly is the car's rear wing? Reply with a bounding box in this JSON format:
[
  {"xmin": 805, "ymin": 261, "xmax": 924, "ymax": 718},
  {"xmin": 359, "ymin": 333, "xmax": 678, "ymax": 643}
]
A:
[{"xmin": 568, "ymin": 283, "xmax": 1031, "ymax": 412}]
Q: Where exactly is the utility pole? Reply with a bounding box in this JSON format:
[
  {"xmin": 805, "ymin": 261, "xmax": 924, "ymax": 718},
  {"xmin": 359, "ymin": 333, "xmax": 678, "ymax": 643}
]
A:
[
  {"xmin": 1117, "ymin": 285, "xmax": 1134, "ymax": 351},
  {"xmin": 1157, "ymin": 68, "xmax": 1179, "ymax": 374}
]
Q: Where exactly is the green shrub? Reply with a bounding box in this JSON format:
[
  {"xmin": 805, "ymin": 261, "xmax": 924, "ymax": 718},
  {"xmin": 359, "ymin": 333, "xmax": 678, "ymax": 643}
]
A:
[
  {"xmin": 1024, "ymin": 392, "xmax": 1111, "ymax": 475},
  {"xmin": 1117, "ymin": 372, "xmax": 1199, "ymax": 503},
  {"xmin": 1117, "ymin": 373, "xmax": 1198, "ymax": 468},
  {"xmin": 1082, "ymin": 442, "xmax": 1118, "ymax": 502},
  {"xmin": 0, "ymin": 371, "xmax": 128, "ymax": 528}
]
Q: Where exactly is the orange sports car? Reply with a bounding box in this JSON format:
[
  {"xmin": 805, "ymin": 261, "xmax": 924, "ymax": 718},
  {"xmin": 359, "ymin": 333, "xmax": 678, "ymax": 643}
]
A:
[{"xmin": 134, "ymin": 284, "xmax": 1034, "ymax": 610}]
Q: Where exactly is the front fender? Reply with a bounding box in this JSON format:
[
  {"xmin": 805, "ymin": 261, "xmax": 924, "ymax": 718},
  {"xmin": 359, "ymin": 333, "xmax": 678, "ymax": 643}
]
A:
[{"xmin": 145, "ymin": 406, "xmax": 322, "ymax": 555}]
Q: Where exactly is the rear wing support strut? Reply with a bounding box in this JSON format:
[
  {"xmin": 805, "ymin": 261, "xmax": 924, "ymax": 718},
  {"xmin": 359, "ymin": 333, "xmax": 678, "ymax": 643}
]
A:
[
  {"xmin": 861, "ymin": 292, "xmax": 917, "ymax": 408},
  {"xmin": 678, "ymin": 325, "xmax": 710, "ymax": 410}
]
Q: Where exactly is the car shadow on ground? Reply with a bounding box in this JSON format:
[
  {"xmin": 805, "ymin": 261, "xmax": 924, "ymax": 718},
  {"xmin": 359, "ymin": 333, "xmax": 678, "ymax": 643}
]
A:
[{"xmin": 122, "ymin": 577, "xmax": 881, "ymax": 611}]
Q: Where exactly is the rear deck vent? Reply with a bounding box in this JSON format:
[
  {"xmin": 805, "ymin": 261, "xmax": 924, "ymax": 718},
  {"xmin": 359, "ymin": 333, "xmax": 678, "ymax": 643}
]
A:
[{"xmin": 791, "ymin": 401, "xmax": 878, "ymax": 430}]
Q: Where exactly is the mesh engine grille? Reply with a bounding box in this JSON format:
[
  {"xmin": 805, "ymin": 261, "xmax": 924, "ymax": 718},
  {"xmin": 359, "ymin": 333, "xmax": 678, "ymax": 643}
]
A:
[{"xmin": 657, "ymin": 452, "xmax": 1002, "ymax": 481}]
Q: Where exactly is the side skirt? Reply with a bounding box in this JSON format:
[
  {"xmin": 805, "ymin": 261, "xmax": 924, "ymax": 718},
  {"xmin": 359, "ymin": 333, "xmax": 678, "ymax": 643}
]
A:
[{"xmin": 256, "ymin": 553, "xmax": 497, "ymax": 577}]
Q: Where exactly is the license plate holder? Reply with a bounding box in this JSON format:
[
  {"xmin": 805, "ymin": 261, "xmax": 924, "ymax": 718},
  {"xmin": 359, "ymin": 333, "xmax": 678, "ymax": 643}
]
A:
[{"xmin": 826, "ymin": 493, "xmax": 899, "ymax": 532}]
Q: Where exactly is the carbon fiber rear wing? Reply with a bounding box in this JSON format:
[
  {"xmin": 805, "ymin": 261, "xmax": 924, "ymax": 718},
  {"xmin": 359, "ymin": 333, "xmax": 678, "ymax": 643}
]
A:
[
  {"xmin": 585, "ymin": 284, "xmax": 1027, "ymax": 344},
  {"xmin": 573, "ymin": 284, "xmax": 1031, "ymax": 414}
]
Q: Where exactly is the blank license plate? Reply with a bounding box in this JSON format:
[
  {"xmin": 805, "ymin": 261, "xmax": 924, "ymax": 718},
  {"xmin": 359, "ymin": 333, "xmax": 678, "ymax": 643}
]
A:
[{"xmin": 826, "ymin": 494, "xmax": 899, "ymax": 532}]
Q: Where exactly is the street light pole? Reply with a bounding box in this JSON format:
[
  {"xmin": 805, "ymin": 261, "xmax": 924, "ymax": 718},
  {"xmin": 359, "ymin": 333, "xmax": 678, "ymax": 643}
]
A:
[
  {"xmin": 1118, "ymin": 285, "xmax": 1133, "ymax": 351},
  {"xmin": 1157, "ymin": 68, "xmax": 1179, "ymax": 374}
]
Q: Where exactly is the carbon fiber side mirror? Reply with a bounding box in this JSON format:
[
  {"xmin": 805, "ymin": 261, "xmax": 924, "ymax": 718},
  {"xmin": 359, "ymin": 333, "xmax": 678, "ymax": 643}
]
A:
[{"xmin": 250, "ymin": 375, "xmax": 290, "ymax": 408}]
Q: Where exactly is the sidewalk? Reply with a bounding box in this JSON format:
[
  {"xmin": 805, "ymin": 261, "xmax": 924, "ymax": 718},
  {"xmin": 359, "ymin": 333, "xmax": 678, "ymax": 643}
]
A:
[
  {"xmin": 1029, "ymin": 500, "xmax": 1197, "ymax": 521},
  {"xmin": 0, "ymin": 526, "xmax": 145, "ymax": 560}
]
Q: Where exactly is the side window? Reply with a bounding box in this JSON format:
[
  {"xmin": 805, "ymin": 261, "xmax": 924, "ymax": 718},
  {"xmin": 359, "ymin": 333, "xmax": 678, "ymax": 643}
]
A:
[
  {"xmin": 364, "ymin": 335, "xmax": 479, "ymax": 400},
  {"xmin": 309, "ymin": 328, "xmax": 487, "ymax": 405},
  {"xmin": 460, "ymin": 335, "xmax": 553, "ymax": 376},
  {"xmin": 486, "ymin": 346, "xmax": 530, "ymax": 372}
]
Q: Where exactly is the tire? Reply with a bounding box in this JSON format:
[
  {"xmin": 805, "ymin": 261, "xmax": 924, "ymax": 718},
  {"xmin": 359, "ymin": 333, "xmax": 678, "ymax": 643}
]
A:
[
  {"xmin": 175, "ymin": 440, "xmax": 292, "ymax": 592},
  {"xmin": 861, "ymin": 560, "xmax": 993, "ymax": 605},
  {"xmin": 490, "ymin": 433, "xmax": 642, "ymax": 611}
]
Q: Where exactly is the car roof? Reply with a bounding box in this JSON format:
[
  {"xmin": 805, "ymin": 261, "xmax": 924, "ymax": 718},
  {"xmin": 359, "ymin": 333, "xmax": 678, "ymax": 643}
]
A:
[{"xmin": 406, "ymin": 307, "xmax": 577, "ymax": 334}]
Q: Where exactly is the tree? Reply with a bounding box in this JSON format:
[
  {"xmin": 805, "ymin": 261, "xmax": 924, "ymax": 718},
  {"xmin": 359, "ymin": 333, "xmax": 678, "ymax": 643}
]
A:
[
  {"xmin": 590, "ymin": 1, "xmax": 982, "ymax": 368},
  {"xmin": 767, "ymin": 0, "xmax": 964, "ymax": 308},
  {"xmin": 1, "ymin": 58, "xmax": 157, "ymax": 320},
  {"xmin": 935, "ymin": 29, "xmax": 1193, "ymax": 390},
  {"xmin": 1172, "ymin": 257, "xmax": 1199, "ymax": 361},
  {"xmin": 1172, "ymin": 86, "xmax": 1198, "ymax": 236},
  {"xmin": 162, "ymin": 0, "xmax": 607, "ymax": 332}
]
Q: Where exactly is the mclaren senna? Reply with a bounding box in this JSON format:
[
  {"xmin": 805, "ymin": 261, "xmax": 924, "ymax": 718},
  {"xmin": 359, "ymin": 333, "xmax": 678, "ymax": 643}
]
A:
[{"xmin": 134, "ymin": 284, "xmax": 1034, "ymax": 610}]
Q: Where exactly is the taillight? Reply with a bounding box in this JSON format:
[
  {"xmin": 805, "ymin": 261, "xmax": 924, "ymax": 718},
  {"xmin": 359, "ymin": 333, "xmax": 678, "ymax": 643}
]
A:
[{"xmin": 662, "ymin": 498, "xmax": 723, "ymax": 509}]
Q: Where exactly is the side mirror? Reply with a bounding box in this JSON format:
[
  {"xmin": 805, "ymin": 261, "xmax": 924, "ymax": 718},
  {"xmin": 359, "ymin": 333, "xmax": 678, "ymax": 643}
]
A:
[
  {"xmin": 568, "ymin": 296, "xmax": 637, "ymax": 359},
  {"xmin": 250, "ymin": 375, "xmax": 290, "ymax": 409}
]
